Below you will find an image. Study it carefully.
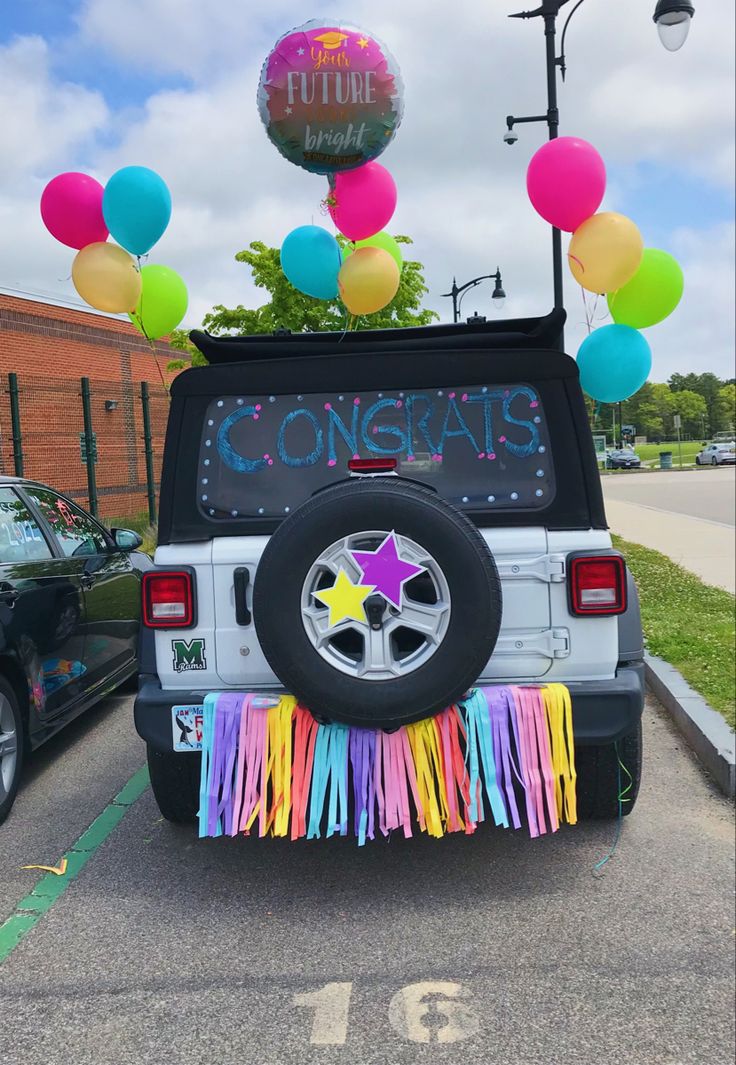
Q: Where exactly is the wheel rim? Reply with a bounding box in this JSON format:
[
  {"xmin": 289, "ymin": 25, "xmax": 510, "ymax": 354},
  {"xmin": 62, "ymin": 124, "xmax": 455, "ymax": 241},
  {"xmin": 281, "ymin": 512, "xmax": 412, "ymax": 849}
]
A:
[
  {"xmin": 301, "ymin": 530, "xmax": 452, "ymax": 680},
  {"xmin": 0, "ymin": 693, "xmax": 18, "ymax": 801}
]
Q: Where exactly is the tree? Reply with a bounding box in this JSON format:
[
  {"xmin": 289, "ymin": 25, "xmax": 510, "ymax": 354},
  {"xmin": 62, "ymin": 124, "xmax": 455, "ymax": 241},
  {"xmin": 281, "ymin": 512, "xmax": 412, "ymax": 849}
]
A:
[
  {"xmin": 169, "ymin": 235, "xmax": 438, "ymax": 369},
  {"xmin": 622, "ymin": 382, "xmax": 669, "ymax": 439},
  {"xmin": 714, "ymin": 383, "xmax": 736, "ymax": 435},
  {"xmin": 668, "ymin": 372, "xmax": 724, "ymax": 434},
  {"xmin": 669, "ymin": 389, "xmax": 707, "ymax": 437},
  {"xmin": 590, "ymin": 381, "xmax": 707, "ymax": 441}
]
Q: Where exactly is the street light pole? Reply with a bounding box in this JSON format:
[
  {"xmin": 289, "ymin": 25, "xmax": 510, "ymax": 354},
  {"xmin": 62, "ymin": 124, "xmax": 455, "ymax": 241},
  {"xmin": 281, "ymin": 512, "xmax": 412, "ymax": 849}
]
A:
[
  {"xmin": 442, "ymin": 269, "xmax": 506, "ymax": 324},
  {"xmin": 507, "ymin": 0, "xmax": 572, "ymax": 340},
  {"xmin": 505, "ymin": 0, "xmax": 696, "ymax": 350}
]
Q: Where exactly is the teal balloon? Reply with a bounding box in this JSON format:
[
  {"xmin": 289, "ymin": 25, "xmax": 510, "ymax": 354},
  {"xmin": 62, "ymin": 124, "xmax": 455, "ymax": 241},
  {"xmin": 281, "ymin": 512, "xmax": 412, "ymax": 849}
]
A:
[
  {"xmin": 280, "ymin": 225, "xmax": 341, "ymax": 299},
  {"xmin": 577, "ymin": 324, "xmax": 651, "ymax": 402},
  {"xmin": 103, "ymin": 166, "xmax": 172, "ymax": 256}
]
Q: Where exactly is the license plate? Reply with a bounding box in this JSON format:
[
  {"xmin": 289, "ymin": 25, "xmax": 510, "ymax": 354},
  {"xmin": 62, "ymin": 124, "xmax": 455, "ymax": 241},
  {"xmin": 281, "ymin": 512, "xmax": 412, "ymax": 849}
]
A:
[{"xmin": 172, "ymin": 705, "xmax": 204, "ymax": 751}]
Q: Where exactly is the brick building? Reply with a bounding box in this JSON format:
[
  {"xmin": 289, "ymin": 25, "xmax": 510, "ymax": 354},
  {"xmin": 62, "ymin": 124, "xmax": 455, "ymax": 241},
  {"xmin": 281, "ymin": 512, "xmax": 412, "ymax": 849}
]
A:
[{"xmin": 0, "ymin": 291, "xmax": 178, "ymax": 521}]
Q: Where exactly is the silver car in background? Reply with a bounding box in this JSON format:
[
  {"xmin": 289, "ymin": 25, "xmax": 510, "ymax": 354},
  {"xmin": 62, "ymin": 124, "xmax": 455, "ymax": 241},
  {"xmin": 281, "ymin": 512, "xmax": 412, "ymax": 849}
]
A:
[{"xmin": 695, "ymin": 442, "xmax": 736, "ymax": 466}]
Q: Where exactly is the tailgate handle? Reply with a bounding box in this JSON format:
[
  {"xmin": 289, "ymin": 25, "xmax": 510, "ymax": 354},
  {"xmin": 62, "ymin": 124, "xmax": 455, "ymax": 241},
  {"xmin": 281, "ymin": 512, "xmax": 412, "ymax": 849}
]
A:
[{"xmin": 233, "ymin": 567, "xmax": 251, "ymax": 626}]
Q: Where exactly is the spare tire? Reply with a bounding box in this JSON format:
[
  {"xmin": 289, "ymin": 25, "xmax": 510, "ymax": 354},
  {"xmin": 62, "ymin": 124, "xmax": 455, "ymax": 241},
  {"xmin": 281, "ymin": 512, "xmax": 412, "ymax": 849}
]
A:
[{"xmin": 253, "ymin": 479, "xmax": 502, "ymax": 728}]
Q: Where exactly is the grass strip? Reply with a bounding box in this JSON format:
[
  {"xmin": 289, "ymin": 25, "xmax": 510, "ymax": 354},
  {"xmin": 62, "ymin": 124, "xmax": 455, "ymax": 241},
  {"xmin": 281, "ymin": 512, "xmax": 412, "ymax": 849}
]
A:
[{"xmin": 614, "ymin": 534, "xmax": 736, "ymax": 728}]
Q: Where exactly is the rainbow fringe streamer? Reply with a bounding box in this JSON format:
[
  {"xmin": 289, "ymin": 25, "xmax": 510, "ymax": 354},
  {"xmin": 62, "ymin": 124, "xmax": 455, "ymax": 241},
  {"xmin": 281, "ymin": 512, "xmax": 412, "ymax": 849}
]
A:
[{"xmin": 197, "ymin": 685, "xmax": 577, "ymax": 844}]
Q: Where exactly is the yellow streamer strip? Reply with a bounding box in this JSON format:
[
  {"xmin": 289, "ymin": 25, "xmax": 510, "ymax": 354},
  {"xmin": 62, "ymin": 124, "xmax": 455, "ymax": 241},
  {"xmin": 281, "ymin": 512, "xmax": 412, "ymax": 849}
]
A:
[{"xmin": 542, "ymin": 684, "xmax": 578, "ymax": 825}]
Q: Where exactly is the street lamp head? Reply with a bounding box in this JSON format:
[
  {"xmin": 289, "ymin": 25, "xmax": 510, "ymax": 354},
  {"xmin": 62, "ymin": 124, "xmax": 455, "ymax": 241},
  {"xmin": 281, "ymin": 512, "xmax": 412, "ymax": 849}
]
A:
[
  {"xmin": 653, "ymin": 0, "xmax": 694, "ymax": 51},
  {"xmin": 492, "ymin": 274, "xmax": 506, "ymax": 310}
]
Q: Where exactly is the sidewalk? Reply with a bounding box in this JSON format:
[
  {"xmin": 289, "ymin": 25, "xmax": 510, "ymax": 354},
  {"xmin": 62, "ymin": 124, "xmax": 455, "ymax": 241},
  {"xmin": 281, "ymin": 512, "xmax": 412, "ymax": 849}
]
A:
[{"xmin": 604, "ymin": 497, "xmax": 735, "ymax": 594}]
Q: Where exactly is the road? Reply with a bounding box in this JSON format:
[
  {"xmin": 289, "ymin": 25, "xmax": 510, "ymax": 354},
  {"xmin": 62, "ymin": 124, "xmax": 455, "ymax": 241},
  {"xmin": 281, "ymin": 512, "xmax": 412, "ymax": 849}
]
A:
[
  {"xmin": 1, "ymin": 690, "xmax": 734, "ymax": 1065},
  {"xmin": 602, "ymin": 467, "xmax": 735, "ymax": 527},
  {"xmin": 602, "ymin": 468, "xmax": 736, "ymax": 593}
]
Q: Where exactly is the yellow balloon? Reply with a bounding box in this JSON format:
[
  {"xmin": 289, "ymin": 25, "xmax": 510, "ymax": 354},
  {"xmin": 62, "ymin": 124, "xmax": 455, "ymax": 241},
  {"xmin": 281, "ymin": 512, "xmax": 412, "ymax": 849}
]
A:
[
  {"xmin": 72, "ymin": 242, "xmax": 142, "ymax": 313},
  {"xmin": 338, "ymin": 247, "xmax": 400, "ymax": 315},
  {"xmin": 568, "ymin": 212, "xmax": 643, "ymax": 294}
]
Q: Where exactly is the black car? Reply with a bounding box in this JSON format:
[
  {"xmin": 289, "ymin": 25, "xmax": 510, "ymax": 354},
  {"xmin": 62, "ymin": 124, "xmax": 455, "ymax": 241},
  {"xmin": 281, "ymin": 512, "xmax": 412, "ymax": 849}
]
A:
[
  {"xmin": 0, "ymin": 478, "xmax": 147, "ymax": 823},
  {"xmin": 606, "ymin": 448, "xmax": 642, "ymax": 469}
]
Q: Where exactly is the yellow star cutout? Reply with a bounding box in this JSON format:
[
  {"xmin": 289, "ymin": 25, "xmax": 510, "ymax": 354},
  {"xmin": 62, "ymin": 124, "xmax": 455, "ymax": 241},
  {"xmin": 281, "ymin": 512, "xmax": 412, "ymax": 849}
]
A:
[
  {"xmin": 356, "ymin": 37, "xmax": 369, "ymax": 49},
  {"xmin": 314, "ymin": 568, "xmax": 375, "ymax": 627}
]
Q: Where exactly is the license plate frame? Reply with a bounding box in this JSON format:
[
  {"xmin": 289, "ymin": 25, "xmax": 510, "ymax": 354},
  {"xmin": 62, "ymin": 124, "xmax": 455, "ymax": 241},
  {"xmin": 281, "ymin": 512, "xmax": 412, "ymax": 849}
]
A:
[{"xmin": 171, "ymin": 705, "xmax": 204, "ymax": 751}]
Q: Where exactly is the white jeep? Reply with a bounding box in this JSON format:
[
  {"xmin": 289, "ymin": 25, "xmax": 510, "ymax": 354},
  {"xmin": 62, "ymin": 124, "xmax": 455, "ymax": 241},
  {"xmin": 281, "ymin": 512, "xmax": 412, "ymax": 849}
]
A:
[{"xmin": 135, "ymin": 311, "xmax": 644, "ymax": 824}]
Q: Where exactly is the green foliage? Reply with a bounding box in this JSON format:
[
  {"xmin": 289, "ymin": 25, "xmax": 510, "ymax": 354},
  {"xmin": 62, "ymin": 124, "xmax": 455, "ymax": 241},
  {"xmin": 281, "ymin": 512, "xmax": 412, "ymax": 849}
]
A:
[
  {"xmin": 668, "ymin": 371, "xmax": 734, "ymax": 434},
  {"xmin": 168, "ymin": 328, "xmax": 207, "ymax": 368},
  {"xmin": 715, "ymin": 382, "xmax": 735, "ymax": 433},
  {"xmin": 613, "ymin": 534, "xmax": 735, "ymax": 727},
  {"xmin": 590, "ymin": 376, "xmax": 724, "ymax": 441},
  {"xmin": 168, "ymin": 235, "xmax": 438, "ymax": 371}
]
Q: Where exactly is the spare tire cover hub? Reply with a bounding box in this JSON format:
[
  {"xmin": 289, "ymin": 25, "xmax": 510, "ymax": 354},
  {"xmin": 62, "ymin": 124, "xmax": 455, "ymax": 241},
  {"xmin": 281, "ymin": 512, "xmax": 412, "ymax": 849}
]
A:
[{"xmin": 301, "ymin": 530, "xmax": 452, "ymax": 681}]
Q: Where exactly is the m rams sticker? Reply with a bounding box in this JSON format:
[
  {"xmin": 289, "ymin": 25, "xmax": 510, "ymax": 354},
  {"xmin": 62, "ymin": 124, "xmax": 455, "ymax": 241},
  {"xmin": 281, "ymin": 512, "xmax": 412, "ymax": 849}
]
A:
[{"xmin": 171, "ymin": 637, "xmax": 207, "ymax": 673}]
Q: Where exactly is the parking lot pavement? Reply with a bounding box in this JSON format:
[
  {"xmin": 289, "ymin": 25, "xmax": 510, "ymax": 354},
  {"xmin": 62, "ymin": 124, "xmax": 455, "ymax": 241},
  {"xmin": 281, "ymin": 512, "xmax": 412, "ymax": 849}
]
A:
[
  {"xmin": 1, "ymin": 689, "xmax": 734, "ymax": 1065},
  {"xmin": 602, "ymin": 469, "xmax": 736, "ymax": 594}
]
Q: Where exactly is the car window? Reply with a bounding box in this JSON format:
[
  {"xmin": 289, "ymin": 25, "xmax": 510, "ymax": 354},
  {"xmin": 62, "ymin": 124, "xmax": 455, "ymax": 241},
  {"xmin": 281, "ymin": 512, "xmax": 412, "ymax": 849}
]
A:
[
  {"xmin": 0, "ymin": 487, "xmax": 53, "ymax": 563},
  {"xmin": 24, "ymin": 487, "xmax": 109, "ymax": 557},
  {"xmin": 197, "ymin": 384, "xmax": 556, "ymax": 519}
]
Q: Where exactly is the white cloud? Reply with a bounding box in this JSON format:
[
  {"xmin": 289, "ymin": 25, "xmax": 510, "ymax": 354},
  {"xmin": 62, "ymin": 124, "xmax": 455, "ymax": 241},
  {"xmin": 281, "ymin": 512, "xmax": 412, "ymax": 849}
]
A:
[
  {"xmin": 0, "ymin": 35, "xmax": 108, "ymax": 184},
  {"xmin": 0, "ymin": 0, "xmax": 733, "ymax": 379}
]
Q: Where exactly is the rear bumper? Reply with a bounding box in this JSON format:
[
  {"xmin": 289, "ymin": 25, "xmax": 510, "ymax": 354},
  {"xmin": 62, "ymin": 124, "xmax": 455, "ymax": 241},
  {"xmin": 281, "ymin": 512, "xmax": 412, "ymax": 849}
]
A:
[{"xmin": 135, "ymin": 661, "xmax": 645, "ymax": 752}]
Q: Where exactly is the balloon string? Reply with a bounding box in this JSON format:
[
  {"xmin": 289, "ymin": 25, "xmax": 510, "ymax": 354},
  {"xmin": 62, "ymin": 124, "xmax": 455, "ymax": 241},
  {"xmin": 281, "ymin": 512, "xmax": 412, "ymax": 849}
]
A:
[
  {"xmin": 337, "ymin": 305, "xmax": 351, "ymax": 344},
  {"xmin": 135, "ymin": 253, "xmax": 170, "ymax": 400}
]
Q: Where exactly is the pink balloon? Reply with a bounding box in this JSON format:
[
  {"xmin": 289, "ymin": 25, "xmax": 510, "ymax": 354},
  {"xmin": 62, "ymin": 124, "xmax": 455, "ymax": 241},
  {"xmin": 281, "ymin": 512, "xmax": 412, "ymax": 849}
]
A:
[
  {"xmin": 328, "ymin": 162, "xmax": 397, "ymax": 242},
  {"xmin": 40, "ymin": 172, "xmax": 109, "ymax": 249},
  {"xmin": 526, "ymin": 137, "xmax": 606, "ymax": 233}
]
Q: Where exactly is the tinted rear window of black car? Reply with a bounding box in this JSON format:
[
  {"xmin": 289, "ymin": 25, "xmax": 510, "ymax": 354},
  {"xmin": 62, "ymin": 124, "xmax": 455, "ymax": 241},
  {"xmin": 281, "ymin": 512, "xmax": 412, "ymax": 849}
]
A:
[{"xmin": 197, "ymin": 384, "xmax": 555, "ymax": 519}]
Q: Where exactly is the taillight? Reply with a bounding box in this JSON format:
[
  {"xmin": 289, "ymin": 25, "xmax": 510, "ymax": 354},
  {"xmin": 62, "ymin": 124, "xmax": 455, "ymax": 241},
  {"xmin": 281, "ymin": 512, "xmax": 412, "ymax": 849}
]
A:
[
  {"xmin": 348, "ymin": 458, "xmax": 397, "ymax": 473},
  {"xmin": 569, "ymin": 555, "xmax": 627, "ymax": 616},
  {"xmin": 142, "ymin": 571, "xmax": 195, "ymax": 628}
]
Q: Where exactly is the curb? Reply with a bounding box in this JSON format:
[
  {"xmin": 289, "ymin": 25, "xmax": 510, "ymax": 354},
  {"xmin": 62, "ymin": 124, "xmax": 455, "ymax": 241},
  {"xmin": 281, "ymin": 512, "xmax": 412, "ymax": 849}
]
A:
[{"xmin": 645, "ymin": 653, "xmax": 735, "ymax": 798}]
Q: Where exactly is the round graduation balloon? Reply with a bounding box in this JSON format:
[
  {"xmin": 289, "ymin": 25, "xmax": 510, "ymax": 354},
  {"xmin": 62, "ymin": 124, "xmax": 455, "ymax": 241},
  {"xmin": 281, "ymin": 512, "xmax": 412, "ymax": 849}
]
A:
[
  {"xmin": 281, "ymin": 225, "xmax": 342, "ymax": 299},
  {"xmin": 345, "ymin": 231, "xmax": 403, "ymax": 271},
  {"xmin": 607, "ymin": 248, "xmax": 684, "ymax": 329},
  {"xmin": 103, "ymin": 166, "xmax": 172, "ymax": 256},
  {"xmin": 71, "ymin": 242, "xmax": 141, "ymax": 314},
  {"xmin": 129, "ymin": 264, "xmax": 188, "ymax": 340},
  {"xmin": 568, "ymin": 212, "xmax": 643, "ymax": 295},
  {"xmin": 257, "ymin": 20, "xmax": 404, "ymax": 174},
  {"xmin": 577, "ymin": 324, "xmax": 652, "ymax": 403},
  {"xmin": 338, "ymin": 246, "xmax": 400, "ymax": 315}
]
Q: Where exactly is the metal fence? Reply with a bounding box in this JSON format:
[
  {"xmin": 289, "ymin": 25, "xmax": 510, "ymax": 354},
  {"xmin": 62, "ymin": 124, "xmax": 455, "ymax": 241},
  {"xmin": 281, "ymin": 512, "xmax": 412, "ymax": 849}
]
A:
[{"xmin": 1, "ymin": 372, "xmax": 170, "ymax": 525}]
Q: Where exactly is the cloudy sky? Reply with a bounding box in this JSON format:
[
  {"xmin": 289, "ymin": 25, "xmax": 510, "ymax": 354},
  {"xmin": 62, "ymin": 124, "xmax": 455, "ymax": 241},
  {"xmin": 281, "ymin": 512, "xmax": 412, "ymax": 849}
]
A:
[{"xmin": 1, "ymin": 0, "xmax": 733, "ymax": 379}]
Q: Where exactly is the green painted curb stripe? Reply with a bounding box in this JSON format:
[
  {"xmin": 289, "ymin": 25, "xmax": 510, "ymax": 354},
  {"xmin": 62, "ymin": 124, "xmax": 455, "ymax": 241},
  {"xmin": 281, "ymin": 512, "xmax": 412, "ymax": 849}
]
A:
[{"xmin": 0, "ymin": 765, "xmax": 149, "ymax": 964}]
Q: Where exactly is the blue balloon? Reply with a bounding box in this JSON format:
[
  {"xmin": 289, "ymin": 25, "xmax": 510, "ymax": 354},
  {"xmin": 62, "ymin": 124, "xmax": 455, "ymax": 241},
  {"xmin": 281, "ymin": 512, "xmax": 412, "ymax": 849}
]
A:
[
  {"xmin": 102, "ymin": 166, "xmax": 172, "ymax": 256},
  {"xmin": 280, "ymin": 225, "xmax": 341, "ymax": 300},
  {"xmin": 577, "ymin": 324, "xmax": 651, "ymax": 403}
]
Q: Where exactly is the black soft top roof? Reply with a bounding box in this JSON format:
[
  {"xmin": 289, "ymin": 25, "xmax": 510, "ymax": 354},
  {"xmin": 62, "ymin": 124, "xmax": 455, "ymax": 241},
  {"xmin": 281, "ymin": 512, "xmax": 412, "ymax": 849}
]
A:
[
  {"xmin": 189, "ymin": 308, "xmax": 566, "ymax": 364},
  {"xmin": 158, "ymin": 308, "xmax": 607, "ymax": 542}
]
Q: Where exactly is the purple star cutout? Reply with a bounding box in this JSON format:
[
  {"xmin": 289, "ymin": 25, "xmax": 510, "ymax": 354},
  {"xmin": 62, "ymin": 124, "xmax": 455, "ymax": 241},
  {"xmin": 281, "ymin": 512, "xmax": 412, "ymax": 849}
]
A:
[{"xmin": 350, "ymin": 531, "xmax": 425, "ymax": 610}]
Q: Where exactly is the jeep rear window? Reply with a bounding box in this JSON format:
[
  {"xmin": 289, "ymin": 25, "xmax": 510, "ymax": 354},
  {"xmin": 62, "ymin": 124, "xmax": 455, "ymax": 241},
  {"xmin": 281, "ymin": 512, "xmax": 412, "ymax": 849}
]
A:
[{"xmin": 197, "ymin": 385, "xmax": 555, "ymax": 519}]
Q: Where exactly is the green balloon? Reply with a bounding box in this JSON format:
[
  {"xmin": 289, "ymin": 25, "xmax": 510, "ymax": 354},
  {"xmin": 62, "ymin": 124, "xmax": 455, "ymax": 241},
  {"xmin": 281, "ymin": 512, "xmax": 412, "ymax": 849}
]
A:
[
  {"xmin": 607, "ymin": 248, "xmax": 683, "ymax": 329},
  {"xmin": 344, "ymin": 231, "xmax": 403, "ymax": 271},
  {"xmin": 129, "ymin": 264, "xmax": 188, "ymax": 340}
]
